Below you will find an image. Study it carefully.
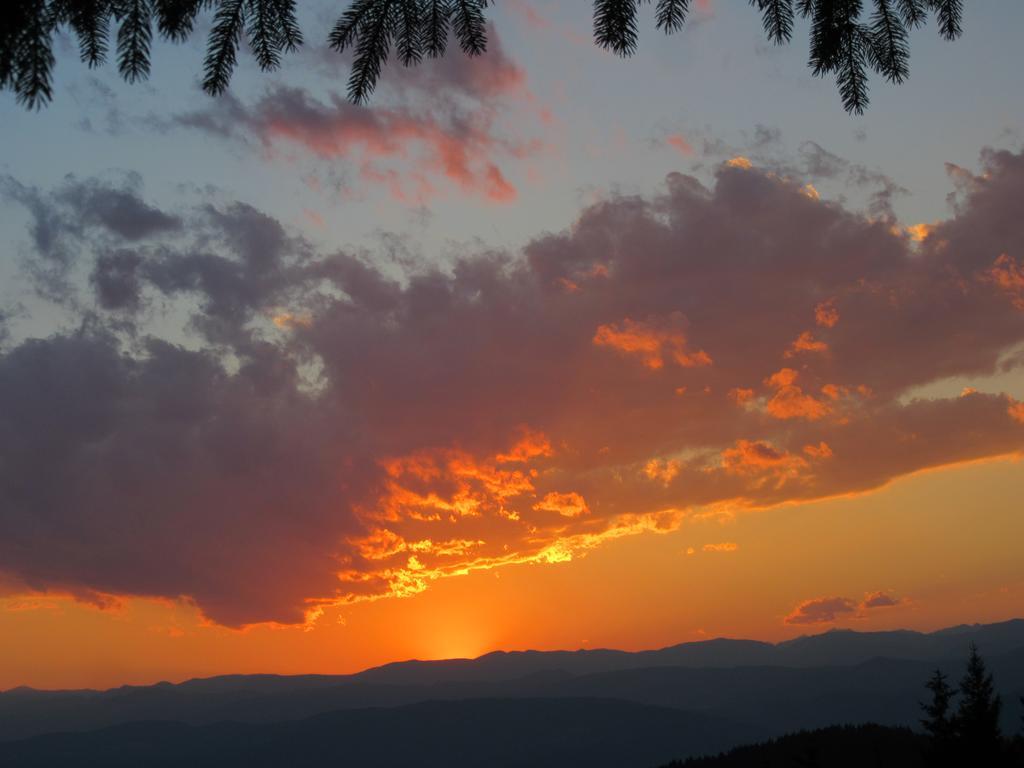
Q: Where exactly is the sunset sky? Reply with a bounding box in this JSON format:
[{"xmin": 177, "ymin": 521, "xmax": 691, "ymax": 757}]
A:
[{"xmin": 1, "ymin": 1, "xmax": 1023, "ymax": 692}]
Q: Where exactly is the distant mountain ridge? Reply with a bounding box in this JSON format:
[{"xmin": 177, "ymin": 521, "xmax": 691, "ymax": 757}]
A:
[
  {"xmin": 2, "ymin": 619, "xmax": 1022, "ymax": 745},
  {"xmin": 345, "ymin": 619, "xmax": 1024, "ymax": 686},
  {"xmin": 2, "ymin": 622, "xmax": 1024, "ymax": 749},
  {"xmin": 3, "ymin": 619, "xmax": 1024, "ymax": 766},
  {"xmin": 13, "ymin": 619, "xmax": 1021, "ymax": 696}
]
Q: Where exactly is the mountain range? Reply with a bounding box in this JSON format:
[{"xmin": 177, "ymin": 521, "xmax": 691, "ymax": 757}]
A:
[{"xmin": 2, "ymin": 619, "xmax": 1023, "ymax": 766}]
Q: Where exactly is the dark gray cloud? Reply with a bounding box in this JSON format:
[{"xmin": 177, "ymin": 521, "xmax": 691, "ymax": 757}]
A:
[
  {"xmin": 682, "ymin": 131, "xmax": 904, "ymax": 218},
  {"xmin": 0, "ymin": 330, "xmax": 378, "ymax": 626},
  {"xmin": 137, "ymin": 202, "xmax": 308, "ymax": 346},
  {"xmin": 90, "ymin": 249, "xmax": 143, "ymax": 311},
  {"xmin": 1, "ymin": 174, "xmax": 182, "ymax": 303},
  {"xmin": 798, "ymin": 140, "xmax": 907, "ymax": 216},
  {"xmin": 1, "ymin": 147, "xmax": 1023, "ymax": 626},
  {"xmin": 0, "ymin": 176, "xmax": 71, "ymax": 264},
  {"xmin": 4, "ymin": 180, "xmax": 306, "ymax": 337},
  {"xmin": 0, "ymin": 174, "xmax": 180, "ymax": 253},
  {"xmin": 54, "ymin": 174, "xmax": 181, "ymax": 241},
  {"xmin": 750, "ymin": 124, "xmax": 782, "ymax": 149}
]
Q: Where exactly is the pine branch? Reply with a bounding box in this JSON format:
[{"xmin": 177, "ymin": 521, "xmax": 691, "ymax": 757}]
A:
[
  {"xmin": 421, "ymin": 0, "xmax": 450, "ymax": 58},
  {"xmin": 54, "ymin": 0, "xmax": 113, "ymax": 67},
  {"xmin": 328, "ymin": 0, "xmax": 378, "ymax": 53},
  {"xmin": 836, "ymin": 24, "xmax": 870, "ymax": 114},
  {"xmin": 254, "ymin": 0, "xmax": 302, "ymax": 63},
  {"xmin": 154, "ymin": 0, "xmax": 206, "ymax": 42},
  {"xmin": 594, "ymin": 0, "xmax": 640, "ymax": 57},
  {"xmin": 271, "ymin": 0, "xmax": 302, "ymax": 52},
  {"xmin": 346, "ymin": 0, "xmax": 395, "ymax": 104},
  {"xmin": 116, "ymin": 0, "xmax": 153, "ymax": 82},
  {"xmin": 450, "ymin": 0, "xmax": 488, "ymax": 56},
  {"xmin": 9, "ymin": 0, "xmax": 56, "ymax": 108},
  {"xmin": 202, "ymin": 0, "xmax": 245, "ymax": 95},
  {"xmin": 0, "ymin": 0, "xmax": 973, "ymax": 114},
  {"xmin": 655, "ymin": 0, "xmax": 691, "ymax": 34},
  {"xmin": 395, "ymin": 0, "xmax": 422, "ymax": 66},
  {"xmin": 928, "ymin": 0, "xmax": 962, "ymax": 40},
  {"xmin": 868, "ymin": 0, "xmax": 909, "ymax": 83},
  {"xmin": 244, "ymin": 0, "xmax": 291, "ymax": 69},
  {"xmin": 895, "ymin": 0, "xmax": 927, "ymax": 28},
  {"xmin": 753, "ymin": 0, "xmax": 795, "ymax": 45},
  {"xmin": 807, "ymin": 0, "xmax": 843, "ymax": 76}
]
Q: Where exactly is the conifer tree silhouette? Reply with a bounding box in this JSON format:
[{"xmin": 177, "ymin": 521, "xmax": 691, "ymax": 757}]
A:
[
  {"xmin": 956, "ymin": 643, "xmax": 1004, "ymax": 766},
  {"xmin": 1014, "ymin": 696, "xmax": 1024, "ymax": 766},
  {"xmin": 921, "ymin": 669, "xmax": 957, "ymax": 767},
  {"xmin": 1, "ymin": 0, "xmax": 964, "ymax": 113}
]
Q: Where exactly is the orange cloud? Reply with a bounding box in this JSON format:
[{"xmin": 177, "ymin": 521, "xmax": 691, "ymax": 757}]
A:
[
  {"xmin": 803, "ymin": 442, "xmax": 834, "ymax": 459},
  {"xmin": 820, "ymin": 384, "xmax": 845, "ymax": 401},
  {"xmin": 785, "ymin": 590, "xmax": 906, "ymax": 625},
  {"xmin": 729, "ymin": 387, "xmax": 756, "ymax": 405},
  {"xmin": 702, "ymin": 542, "xmax": 738, "ymax": 553},
  {"xmin": 904, "ymin": 222, "xmax": 935, "ymax": 243},
  {"xmin": 725, "ymin": 156, "xmax": 752, "ymax": 169},
  {"xmin": 174, "ymin": 28, "xmax": 543, "ymax": 206},
  {"xmin": 262, "ymin": 105, "xmax": 519, "ymax": 203},
  {"xmin": 593, "ymin": 313, "xmax": 711, "ymax": 370},
  {"xmin": 644, "ymin": 458, "xmax": 681, "ymax": 485},
  {"xmin": 377, "ymin": 444, "xmax": 545, "ymax": 526},
  {"xmin": 815, "ymin": 298, "xmax": 840, "ymax": 328},
  {"xmin": 666, "ymin": 133, "xmax": 694, "ymax": 156},
  {"xmin": 355, "ymin": 528, "xmax": 408, "ymax": 560},
  {"xmin": 983, "ymin": 253, "xmax": 1024, "ymax": 309},
  {"xmin": 785, "ymin": 596, "xmax": 858, "ymax": 624},
  {"xmin": 1008, "ymin": 400, "xmax": 1024, "ymax": 424},
  {"xmin": 271, "ymin": 311, "xmax": 312, "ymax": 329},
  {"xmin": 720, "ymin": 440, "xmax": 808, "ymax": 486},
  {"xmin": 496, "ymin": 427, "xmax": 554, "ymax": 463},
  {"xmin": 784, "ymin": 330, "xmax": 829, "ymax": 357},
  {"xmin": 533, "ymin": 491, "xmax": 589, "ymax": 518},
  {"xmin": 764, "ymin": 368, "xmax": 832, "ymax": 421}
]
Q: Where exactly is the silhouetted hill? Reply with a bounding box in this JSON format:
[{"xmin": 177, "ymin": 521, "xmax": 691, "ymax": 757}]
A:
[
  {"xmin": 352, "ymin": 619, "xmax": 1024, "ymax": 685},
  {"xmin": 549, "ymin": 650, "xmax": 1024, "ymax": 734},
  {"xmin": 2, "ymin": 620, "xmax": 1022, "ymax": 743},
  {"xmin": 662, "ymin": 724, "xmax": 927, "ymax": 767},
  {"xmin": 0, "ymin": 697, "xmax": 747, "ymax": 768}
]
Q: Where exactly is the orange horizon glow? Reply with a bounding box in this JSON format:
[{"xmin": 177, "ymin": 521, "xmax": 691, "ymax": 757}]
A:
[{"xmin": 4, "ymin": 454, "xmax": 1023, "ymax": 691}]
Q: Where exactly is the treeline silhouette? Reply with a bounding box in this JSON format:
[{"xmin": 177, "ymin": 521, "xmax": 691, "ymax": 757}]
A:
[
  {"xmin": 920, "ymin": 644, "xmax": 1022, "ymax": 768},
  {"xmin": 668, "ymin": 644, "xmax": 1024, "ymax": 767}
]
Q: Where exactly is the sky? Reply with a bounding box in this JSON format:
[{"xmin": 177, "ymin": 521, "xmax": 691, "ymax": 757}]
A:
[{"xmin": 1, "ymin": 1, "xmax": 1024, "ymax": 691}]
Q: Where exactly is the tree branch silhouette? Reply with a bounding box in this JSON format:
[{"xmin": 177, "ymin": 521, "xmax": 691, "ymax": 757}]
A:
[{"xmin": 1, "ymin": 0, "xmax": 964, "ymax": 113}]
